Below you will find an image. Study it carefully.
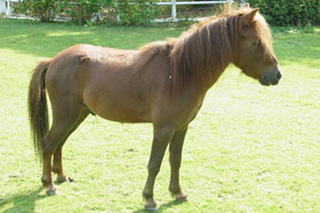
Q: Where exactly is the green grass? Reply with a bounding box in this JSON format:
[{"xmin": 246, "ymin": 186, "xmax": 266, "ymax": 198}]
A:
[{"xmin": 0, "ymin": 19, "xmax": 320, "ymax": 212}]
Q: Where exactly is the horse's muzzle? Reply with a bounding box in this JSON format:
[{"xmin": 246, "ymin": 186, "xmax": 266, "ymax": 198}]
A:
[{"xmin": 260, "ymin": 69, "xmax": 282, "ymax": 86}]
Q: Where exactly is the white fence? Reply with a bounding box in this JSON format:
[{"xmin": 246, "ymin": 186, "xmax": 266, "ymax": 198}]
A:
[
  {"xmin": 0, "ymin": 0, "xmax": 19, "ymax": 17},
  {"xmin": 157, "ymin": 0, "xmax": 234, "ymax": 21}
]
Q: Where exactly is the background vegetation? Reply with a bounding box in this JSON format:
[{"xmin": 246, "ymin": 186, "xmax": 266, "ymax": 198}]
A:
[
  {"xmin": 13, "ymin": 0, "xmax": 159, "ymax": 25},
  {"xmin": 0, "ymin": 19, "xmax": 319, "ymax": 212},
  {"xmin": 247, "ymin": 0, "xmax": 320, "ymax": 26},
  {"xmin": 13, "ymin": 0, "xmax": 320, "ymax": 26},
  {"xmin": 14, "ymin": 0, "xmax": 106, "ymax": 24}
]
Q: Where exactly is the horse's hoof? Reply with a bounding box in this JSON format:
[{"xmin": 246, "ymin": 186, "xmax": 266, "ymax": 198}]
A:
[
  {"xmin": 176, "ymin": 195, "xmax": 188, "ymax": 202},
  {"xmin": 175, "ymin": 193, "xmax": 188, "ymax": 202},
  {"xmin": 57, "ymin": 176, "xmax": 75, "ymax": 183},
  {"xmin": 144, "ymin": 199, "xmax": 157, "ymax": 212},
  {"xmin": 145, "ymin": 206, "xmax": 158, "ymax": 212},
  {"xmin": 46, "ymin": 189, "xmax": 59, "ymax": 196}
]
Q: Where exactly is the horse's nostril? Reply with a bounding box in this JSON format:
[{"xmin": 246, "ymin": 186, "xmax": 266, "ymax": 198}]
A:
[
  {"xmin": 263, "ymin": 75, "xmax": 268, "ymax": 82},
  {"xmin": 276, "ymin": 71, "xmax": 282, "ymax": 80}
]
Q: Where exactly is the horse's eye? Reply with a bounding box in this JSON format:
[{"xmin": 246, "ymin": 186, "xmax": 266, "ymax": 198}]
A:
[{"xmin": 253, "ymin": 40, "xmax": 261, "ymax": 46}]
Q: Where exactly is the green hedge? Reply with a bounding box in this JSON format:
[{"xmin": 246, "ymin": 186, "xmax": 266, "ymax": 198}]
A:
[
  {"xmin": 14, "ymin": 0, "xmax": 58, "ymax": 22},
  {"xmin": 13, "ymin": 0, "xmax": 320, "ymax": 26},
  {"xmin": 247, "ymin": 0, "xmax": 320, "ymax": 26},
  {"xmin": 111, "ymin": 0, "xmax": 158, "ymax": 26},
  {"xmin": 13, "ymin": 0, "xmax": 158, "ymax": 26},
  {"xmin": 62, "ymin": 0, "xmax": 105, "ymax": 25},
  {"xmin": 14, "ymin": 0, "xmax": 106, "ymax": 24}
]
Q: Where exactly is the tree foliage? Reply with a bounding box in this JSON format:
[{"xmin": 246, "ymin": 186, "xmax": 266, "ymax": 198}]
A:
[{"xmin": 247, "ymin": 0, "xmax": 320, "ymax": 26}]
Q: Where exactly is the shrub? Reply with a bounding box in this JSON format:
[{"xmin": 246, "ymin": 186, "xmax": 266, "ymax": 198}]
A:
[
  {"xmin": 247, "ymin": 0, "xmax": 320, "ymax": 26},
  {"xmin": 113, "ymin": 0, "xmax": 158, "ymax": 26},
  {"xmin": 14, "ymin": 0, "xmax": 58, "ymax": 22},
  {"xmin": 60, "ymin": 0, "xmax": 106, "ymax": 25},
  {"xmin": 14, "ymin": 0, "xmax": 157, "ymax": 26},
  {"xmin": 14, "ymin": 0, "xmax": 105, "ymax": 24}
]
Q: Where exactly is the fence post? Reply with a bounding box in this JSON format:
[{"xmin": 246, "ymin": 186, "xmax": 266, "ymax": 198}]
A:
[
  {"xmin": 6, "ymin": 0, "xmax": 10, "ymax": 17},
  {"xmin": 171, "ymin": 0, "xmax": 176, "ymax": 20},
  {"xmin": 0, "ymin": 0, "xmax": 6, "ymax": 16}
]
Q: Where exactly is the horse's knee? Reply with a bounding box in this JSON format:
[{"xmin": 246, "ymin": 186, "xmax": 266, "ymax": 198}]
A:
[
  {"xmin": 41, "ymin": 134, "xmax": 53, "ymax": 149},
  {"xmin": 42, "ymin": 131, "xmax": 64, "ymax": 155},
  {"xmin": 147, "ymin": 163, "xmax": 160, "ymax": 177}
]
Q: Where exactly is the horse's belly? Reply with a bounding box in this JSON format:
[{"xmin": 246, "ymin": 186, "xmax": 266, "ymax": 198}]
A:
[
  {"xmin": 84, "ymin": 93, "xmax": 151, "ymax": 123},
  {"xmin": 96, "ymin": 106, "xmax": 151, "ymax": 123}
]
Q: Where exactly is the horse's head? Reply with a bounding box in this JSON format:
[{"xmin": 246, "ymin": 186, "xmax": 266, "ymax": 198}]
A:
[{"xmin": 233, "ymin": 8, "xmax": 282, "ymax": 86}]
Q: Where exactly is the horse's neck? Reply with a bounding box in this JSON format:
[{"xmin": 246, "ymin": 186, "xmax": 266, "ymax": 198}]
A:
[{"xmin": 178, "ymin": 19, "xmax": 234, "ymax": 93}]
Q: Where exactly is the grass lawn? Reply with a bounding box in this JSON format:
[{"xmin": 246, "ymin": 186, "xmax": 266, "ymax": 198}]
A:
[{"xmin": 0, "ymin": 20, "xmax": 319, "ymax": 212}]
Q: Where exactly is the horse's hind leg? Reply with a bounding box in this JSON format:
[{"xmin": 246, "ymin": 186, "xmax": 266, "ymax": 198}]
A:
[
  {"xmin": 52, "ymin": 110, "xmax": 88, "ymax": 183},
  {"xmin": 41, "ymin": 103, "xmax": 89, "ymax": 195},
  {"xmin": 52, "ymin": 143, "xmax": 69, "ymax": 183},
  {"xmin": 52, "ymin": 144, "xmax": 74, "ymax": 183}
]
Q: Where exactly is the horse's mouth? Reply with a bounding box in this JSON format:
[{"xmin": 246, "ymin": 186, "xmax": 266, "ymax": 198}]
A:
[
  {"xmin": 259, "ymin": 77, "xmax": 278, "ymax": 86},
  {"xmin": 260, "ymin": 70, "xmax": 282, "ymax": 86}
]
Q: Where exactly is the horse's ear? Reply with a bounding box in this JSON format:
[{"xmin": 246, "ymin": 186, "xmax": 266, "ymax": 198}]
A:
[{"xmin": 241, "ymin": 8, "xmax": 260, "ymax": 25}]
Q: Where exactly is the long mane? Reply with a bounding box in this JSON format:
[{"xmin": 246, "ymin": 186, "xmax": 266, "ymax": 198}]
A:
[
  {"xmin": 170, "ymin": 14, "xmax": 239, "ymax": 93},
  {"xmin": 136, "ymin": 6, "xmax": 273, "ymax": 95}
]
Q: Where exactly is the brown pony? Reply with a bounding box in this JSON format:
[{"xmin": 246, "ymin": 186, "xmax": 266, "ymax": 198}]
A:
[{"xmin": 28, "ymin": 6, "xmax": 281, "ymax": 211}]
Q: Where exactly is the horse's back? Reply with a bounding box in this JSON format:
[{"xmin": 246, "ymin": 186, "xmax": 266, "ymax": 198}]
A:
[
  {"xmin": 45, "ymin": 44, "xmax": 164, "ymax": 123},
  {"xmin": 45, "ymin": 43, "xmax": 138, "ymax": 96}
]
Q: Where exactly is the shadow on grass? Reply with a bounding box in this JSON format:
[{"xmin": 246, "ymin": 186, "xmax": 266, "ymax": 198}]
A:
[
  {"xmin": 133, "ymin": 199, "xmax": 187, "ymax": 213},
  {"xmin": 0, "ymin": 187, "xmax": 46, "ymax": 213}
]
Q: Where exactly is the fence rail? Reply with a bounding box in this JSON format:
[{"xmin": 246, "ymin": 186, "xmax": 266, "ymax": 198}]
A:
[{"xmin": 157, "ymin": 0, "xmax": 234, "ymax": 21}]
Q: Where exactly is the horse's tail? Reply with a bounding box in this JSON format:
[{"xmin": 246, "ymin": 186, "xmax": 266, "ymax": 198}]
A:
[{"xmin": 28, "ymin": 59, "xmax": 51, "ymax": 159}]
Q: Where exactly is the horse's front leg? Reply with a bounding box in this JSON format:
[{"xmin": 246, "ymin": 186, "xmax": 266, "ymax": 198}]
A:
[
  {"xmin": 143, "ymin": 126, "xmax": 175, "ymax": 211},
  {"xmin": 169, "ymin": 126, "xmax": 188, "ymax": 201}
]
